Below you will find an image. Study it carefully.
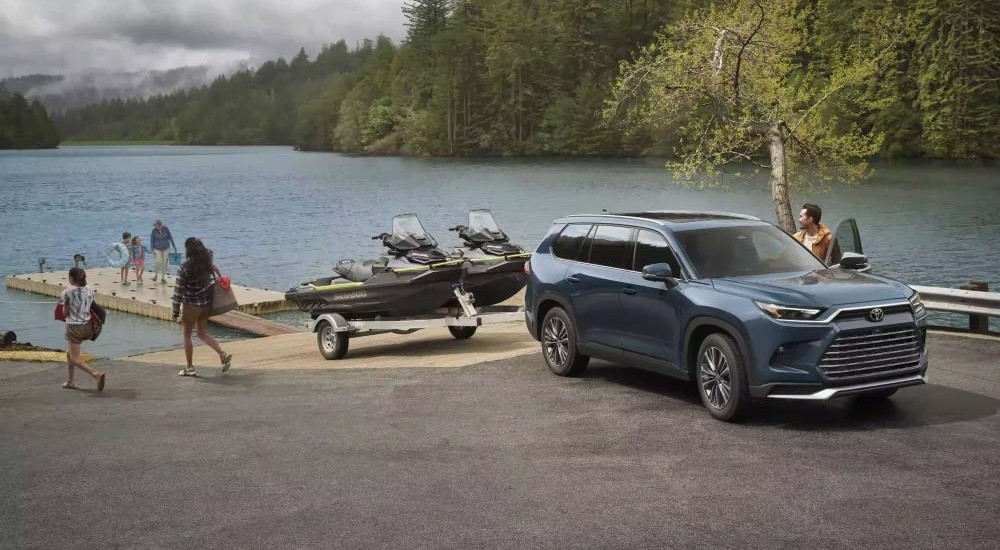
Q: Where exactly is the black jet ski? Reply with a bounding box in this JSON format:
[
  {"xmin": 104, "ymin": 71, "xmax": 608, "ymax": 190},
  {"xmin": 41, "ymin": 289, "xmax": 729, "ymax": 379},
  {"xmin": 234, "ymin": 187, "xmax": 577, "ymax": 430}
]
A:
[
  {"xmin": 449, "ymin": 209, "xmax": 530, "ymax": 307},
  {"xmin": 285, "ymin": 214, "xmax": 466, "ymax": 319}
]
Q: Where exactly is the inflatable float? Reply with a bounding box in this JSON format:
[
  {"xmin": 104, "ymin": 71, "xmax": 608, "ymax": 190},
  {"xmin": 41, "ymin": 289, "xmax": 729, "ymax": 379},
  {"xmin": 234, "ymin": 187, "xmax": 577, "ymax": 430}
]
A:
[{"xmin": 105, "ymin": 242, "xmax": 130, "ymax": 268}]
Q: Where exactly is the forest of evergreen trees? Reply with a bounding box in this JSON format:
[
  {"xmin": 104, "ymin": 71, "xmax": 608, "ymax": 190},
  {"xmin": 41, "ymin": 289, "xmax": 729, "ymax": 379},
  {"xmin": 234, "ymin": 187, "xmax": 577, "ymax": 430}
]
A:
[
  {"xmin": 0, "ymin": 93, "xmax": 61, "ymax": 149},
  {"xmin": 51, "ymin": 0, "xmax": 998, "ymax": 159}
]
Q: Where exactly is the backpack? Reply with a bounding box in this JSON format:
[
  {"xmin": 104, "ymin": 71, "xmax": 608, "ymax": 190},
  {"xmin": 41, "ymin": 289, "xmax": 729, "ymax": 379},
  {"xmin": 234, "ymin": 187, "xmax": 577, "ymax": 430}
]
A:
[{"xmin": 89, "ymin": 302, "xmax": 107, "ymax": 341}]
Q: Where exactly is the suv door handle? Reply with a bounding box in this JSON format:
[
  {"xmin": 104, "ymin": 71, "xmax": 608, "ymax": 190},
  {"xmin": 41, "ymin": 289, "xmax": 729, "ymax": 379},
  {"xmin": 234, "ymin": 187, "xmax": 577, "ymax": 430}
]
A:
[
  {"xmin": 622, "ymin": 288, "xmax": 637, "ymax": 295},
  {"xmin": 566, "ymin": 276, "xmax": 580, "ymax": 284}
]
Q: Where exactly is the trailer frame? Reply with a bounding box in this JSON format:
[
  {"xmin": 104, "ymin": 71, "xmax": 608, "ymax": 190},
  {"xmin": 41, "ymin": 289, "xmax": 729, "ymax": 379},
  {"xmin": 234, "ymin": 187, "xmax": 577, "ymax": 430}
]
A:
[{"xmin": 305, "ymin": 286, "xmax": 524, "ymax": 360}]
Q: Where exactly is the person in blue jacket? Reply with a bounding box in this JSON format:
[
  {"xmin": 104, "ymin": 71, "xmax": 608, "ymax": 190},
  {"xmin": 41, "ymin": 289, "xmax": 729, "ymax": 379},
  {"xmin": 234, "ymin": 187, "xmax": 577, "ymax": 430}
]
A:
[{"xmin": 150, "ymin": 219, "xmax": 177, "ymax": 284}]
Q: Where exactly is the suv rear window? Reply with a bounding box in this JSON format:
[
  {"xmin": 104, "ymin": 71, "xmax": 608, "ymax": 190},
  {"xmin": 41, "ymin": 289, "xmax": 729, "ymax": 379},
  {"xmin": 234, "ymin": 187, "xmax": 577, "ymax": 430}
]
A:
[
  {"xmin": 586, "ymin": 225, "xmax": 634, "ymax": 270},
  {"xmin": 552, "ymin": 224, "xmax": 592, "ymax": 260}
]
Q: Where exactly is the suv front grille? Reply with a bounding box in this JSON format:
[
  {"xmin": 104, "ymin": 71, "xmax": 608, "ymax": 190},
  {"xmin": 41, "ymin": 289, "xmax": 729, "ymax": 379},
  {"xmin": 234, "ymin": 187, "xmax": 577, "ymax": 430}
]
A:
[
  {"xmin": 833, "ymin": 304, "xmax": 912, "ymax": 321},
  {"xmin": 819, "ymin": 326, "xmax": 922, "ymax": 380}
]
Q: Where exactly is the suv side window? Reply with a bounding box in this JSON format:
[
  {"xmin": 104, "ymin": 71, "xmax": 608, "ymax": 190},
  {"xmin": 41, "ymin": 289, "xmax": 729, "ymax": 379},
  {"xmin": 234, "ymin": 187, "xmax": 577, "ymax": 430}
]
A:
[
  {"xmin": 552, "ymin": 224, "xmax": 592, "ymax": 260},
  {"xmin": 633, "ymin": 229, "xmax": 681, "ymax": 276},
  {"xmin": 586, "ymin": 225, "xmax": 634, "ymax": 270}
]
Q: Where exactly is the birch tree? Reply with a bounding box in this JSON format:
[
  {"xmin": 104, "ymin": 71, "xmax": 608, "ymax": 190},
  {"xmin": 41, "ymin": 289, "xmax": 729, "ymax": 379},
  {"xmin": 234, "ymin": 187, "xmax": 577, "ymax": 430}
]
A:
[{"xmin": 606, "ymin": 0, "xmax": 899, "ymax": 232}]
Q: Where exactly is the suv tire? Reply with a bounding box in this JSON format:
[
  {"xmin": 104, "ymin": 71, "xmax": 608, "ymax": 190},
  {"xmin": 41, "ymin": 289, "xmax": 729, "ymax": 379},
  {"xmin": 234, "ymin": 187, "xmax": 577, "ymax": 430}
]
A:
[
  {"xmin": 541, "ymin": 307, "xmax": 589, "ymax": 376},
  {"xmin": 696, "ymin": 333, "xmax": 751, "ymax": 422}
]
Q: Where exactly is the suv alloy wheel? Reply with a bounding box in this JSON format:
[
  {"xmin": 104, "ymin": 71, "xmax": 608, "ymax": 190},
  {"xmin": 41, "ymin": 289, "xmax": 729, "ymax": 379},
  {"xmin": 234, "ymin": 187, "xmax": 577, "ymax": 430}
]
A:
[
  {"xmin": 541, "ymin": 307, "xmax": 590, "ymax": 376},
  {"xmin": 697, "ymin": 333, "xmax": 751, "ymax": 421}
]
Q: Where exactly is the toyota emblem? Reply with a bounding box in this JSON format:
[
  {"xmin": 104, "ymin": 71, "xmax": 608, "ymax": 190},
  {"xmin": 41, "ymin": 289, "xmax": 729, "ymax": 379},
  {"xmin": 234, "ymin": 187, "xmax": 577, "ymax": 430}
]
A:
[{"xmin": 867, "ymin": 308, "xmax": 885, "ymax": 322}]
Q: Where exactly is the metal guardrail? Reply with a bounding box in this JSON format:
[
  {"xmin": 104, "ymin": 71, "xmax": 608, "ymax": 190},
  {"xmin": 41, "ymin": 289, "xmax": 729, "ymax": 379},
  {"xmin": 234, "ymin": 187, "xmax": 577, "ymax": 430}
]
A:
[{"xmin": 911, "ymin": 283, "xmax": 999, "ymax": 334}]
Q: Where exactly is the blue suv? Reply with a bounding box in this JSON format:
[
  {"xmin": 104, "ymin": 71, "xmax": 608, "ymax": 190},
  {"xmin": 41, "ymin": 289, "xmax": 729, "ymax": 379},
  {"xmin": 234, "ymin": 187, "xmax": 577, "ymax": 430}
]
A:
[{"xmin": 524, "ymin": 211, "xmax": 928, "ymax": 421}]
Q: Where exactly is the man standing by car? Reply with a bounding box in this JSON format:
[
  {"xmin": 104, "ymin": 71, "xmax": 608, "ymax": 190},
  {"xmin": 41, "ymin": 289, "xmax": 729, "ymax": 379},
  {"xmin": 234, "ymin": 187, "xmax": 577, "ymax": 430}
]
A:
[
  {"xmin": 793, "ymin": 203, "xmax": 837, "ymax": 264},
  {"xmin": 150, "ymin": 219, "xmax": 177, "ymax": 283}
]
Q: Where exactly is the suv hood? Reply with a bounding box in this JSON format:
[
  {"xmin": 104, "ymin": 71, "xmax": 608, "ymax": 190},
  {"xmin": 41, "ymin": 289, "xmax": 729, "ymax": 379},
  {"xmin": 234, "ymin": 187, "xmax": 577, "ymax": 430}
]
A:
[{"xmin": 711, "ymin": 269, "xmax": 911, "ymax": 308}]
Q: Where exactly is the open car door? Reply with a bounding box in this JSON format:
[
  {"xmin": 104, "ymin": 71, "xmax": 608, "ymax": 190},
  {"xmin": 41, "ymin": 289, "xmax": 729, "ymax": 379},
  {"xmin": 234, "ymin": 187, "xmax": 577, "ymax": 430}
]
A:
[{"xmin": 827, "ymin": 218, "xmax": 870, "ymax": 272}]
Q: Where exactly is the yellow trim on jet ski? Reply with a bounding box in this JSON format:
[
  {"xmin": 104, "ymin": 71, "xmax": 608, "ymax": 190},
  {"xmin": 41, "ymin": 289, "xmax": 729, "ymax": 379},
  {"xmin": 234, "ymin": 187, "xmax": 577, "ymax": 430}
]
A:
[
  {"xmin": 391, "ymin": 258, "xmax": 466, "ymax": 273},
  {"xmin": 306, "ymin": 281, "xmax": 365, "ymax": 292},
  {"xmin": 466, "ymin": 252, "xmax": 532, "ymax": 263},
  {"xmin": 467, "ymin": 258, "xmax": 504, "ymax": 264},
  {"xmin": 390, "ymin": 265, "xmax": 431, "ymax": 273},
  {"xmin": 430, "ymin": 259, "xmax": 467, "ymax": 268}
]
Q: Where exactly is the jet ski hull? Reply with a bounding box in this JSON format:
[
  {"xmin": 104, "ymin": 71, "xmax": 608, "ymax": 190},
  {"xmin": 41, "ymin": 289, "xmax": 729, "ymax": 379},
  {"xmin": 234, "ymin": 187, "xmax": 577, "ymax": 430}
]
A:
[
  {"xmin": 460, "ymin": 256, "xmax": 528, "ymax": 307},
  {"xmin": 286, "ymin": 266, "xmax": 464, "ymax": 319}
]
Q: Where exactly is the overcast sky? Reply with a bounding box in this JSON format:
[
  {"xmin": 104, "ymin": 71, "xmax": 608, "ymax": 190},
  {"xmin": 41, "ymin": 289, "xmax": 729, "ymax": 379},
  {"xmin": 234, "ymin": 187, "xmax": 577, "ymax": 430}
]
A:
[{"xmin": 0, "ymin": 0, "xmax": 406, "ymax": 77}]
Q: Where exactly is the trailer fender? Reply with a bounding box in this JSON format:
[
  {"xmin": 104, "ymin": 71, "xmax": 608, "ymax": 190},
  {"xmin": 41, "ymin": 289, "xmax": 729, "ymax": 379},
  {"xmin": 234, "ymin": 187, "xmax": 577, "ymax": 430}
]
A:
[{"xmin": 312, "ymin": 313, "xmax": 352, "ymax": 333}]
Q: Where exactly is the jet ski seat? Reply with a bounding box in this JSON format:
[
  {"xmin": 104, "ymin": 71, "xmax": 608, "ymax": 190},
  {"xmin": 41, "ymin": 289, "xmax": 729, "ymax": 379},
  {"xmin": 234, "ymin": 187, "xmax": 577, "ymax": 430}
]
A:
[{"xmin": 334, "ymin": 259, "xmax": 389, "ymax": 283}]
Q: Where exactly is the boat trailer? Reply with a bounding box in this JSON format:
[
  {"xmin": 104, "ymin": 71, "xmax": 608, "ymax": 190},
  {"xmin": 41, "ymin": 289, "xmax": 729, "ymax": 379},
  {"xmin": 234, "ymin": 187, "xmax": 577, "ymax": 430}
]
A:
[{"xmin": 305, "ymin": 284, "xmax": 524, "ymax": 360}]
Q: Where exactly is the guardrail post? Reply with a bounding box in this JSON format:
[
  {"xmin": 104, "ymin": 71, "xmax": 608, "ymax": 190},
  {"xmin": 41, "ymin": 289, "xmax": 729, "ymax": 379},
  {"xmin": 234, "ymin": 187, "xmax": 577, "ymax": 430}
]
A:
[{"xmin": 959, "ymin": 281, "xmax": 990, "ymax": 334}]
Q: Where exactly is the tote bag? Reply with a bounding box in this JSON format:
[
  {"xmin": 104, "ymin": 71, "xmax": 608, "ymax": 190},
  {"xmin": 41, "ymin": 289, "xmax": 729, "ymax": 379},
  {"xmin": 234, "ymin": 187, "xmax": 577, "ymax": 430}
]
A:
[{"xmin": 209, "ymin": 276, "xmax": 238, "ymax": 316}]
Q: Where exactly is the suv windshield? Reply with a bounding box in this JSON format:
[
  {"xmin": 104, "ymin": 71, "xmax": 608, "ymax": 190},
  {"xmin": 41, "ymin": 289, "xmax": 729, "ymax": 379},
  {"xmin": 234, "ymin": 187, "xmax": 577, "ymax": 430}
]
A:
[{"xmin": 674, "ymin": 224, "xmax": 825, "ymax": 278}]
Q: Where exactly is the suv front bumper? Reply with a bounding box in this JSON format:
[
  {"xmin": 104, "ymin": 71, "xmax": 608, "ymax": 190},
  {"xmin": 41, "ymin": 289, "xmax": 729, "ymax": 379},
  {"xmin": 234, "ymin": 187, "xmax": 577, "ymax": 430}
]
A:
[{"xmin": 756, "ymin": 372, "xmax": 928, "ymax": 400}]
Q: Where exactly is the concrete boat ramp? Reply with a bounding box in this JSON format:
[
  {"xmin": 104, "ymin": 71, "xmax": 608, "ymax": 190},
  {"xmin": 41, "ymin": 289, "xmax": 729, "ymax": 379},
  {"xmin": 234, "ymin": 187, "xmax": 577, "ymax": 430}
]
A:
[
  {"xmin": 128, "ymin": 323, "xmax": 536, "ymax": 370},
  {"xmin": 5, "ymin": 267, "xmax": 298, "ymax": 337},
  {"xmin": 5, "ymin": 268, "xmax": 531, "ymax": 365}
]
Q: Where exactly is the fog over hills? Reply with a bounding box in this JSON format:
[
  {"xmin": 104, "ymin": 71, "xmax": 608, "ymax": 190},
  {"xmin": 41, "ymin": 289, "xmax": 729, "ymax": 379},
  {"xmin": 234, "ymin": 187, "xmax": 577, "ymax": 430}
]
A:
[{"xmin": 0, "ymin": 64, "xmax": 248, "ymax": 112}]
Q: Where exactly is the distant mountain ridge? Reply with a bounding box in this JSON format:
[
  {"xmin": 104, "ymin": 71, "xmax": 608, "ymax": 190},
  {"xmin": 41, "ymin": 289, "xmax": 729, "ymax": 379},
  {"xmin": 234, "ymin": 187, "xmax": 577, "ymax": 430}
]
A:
[{"xmin": 0, "ymin": 65, "xmax": 241, "ymax": 112}]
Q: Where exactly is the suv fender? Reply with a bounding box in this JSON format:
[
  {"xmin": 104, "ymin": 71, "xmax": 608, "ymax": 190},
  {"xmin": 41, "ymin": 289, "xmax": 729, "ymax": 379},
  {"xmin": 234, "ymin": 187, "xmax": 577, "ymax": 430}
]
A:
[
  {"xmin": 530, "ymin": 291, "xmax": 576, "ymax": 341},
  {"xmin": 683, "ymin": 316, "xmax": 753, "ymax": 381}
]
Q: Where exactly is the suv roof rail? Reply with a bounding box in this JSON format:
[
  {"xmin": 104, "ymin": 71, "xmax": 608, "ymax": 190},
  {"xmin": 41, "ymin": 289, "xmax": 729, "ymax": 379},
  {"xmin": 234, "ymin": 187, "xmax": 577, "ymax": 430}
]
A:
[{"xmin": 566, "ymin": 210, "xmax": 762, "ymax": 222}]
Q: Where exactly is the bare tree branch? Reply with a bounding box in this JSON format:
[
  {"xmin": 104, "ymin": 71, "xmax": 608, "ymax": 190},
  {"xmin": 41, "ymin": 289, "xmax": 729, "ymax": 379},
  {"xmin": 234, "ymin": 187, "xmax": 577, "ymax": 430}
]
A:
[
  {"xmin": 712, "ymin": 29, "xmax": 727, "ymax": 73},
  {"xmin": 733, "ymin": 1, "xmax": 766, "ymax": 111}
]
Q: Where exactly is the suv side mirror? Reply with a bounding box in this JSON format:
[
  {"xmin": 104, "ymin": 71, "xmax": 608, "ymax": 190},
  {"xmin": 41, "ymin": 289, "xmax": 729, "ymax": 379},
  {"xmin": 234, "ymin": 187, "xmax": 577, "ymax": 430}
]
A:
[
  {"xmin": 642, "ymin": 263, "xmax": 679, "ymax": 287},
  {"xmin": 838, "ymin": 252, "xmax": 869, "ymax": 271}
]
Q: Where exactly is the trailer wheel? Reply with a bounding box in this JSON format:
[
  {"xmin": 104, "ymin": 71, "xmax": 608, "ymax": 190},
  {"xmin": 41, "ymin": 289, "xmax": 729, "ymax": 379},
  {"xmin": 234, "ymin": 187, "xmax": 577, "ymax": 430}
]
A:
[
  {"xmin": 317, "ymin": 321, "xmax": 349, "ymax": 360},
  {"xmin": 448, "ymin": 326, "xmax": 477, "ymax": 339}
]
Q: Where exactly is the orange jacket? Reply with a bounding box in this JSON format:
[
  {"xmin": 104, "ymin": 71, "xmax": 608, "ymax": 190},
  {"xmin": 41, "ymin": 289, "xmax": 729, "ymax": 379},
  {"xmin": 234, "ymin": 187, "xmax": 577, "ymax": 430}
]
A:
[{"xmin": 793, "ymin": 223, "xmax": 834, "ymax": 263}]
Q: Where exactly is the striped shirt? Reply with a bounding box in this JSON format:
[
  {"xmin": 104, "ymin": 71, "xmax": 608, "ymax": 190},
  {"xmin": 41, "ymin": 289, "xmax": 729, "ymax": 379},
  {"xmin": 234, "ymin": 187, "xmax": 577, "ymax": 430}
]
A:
[
  {"xmin": 60, "ymin": 286, "xmax": 94, "ymax": 325},
  {"xmin": 171, "ymin": 264, "xmax": 215, "ymax": 315}
]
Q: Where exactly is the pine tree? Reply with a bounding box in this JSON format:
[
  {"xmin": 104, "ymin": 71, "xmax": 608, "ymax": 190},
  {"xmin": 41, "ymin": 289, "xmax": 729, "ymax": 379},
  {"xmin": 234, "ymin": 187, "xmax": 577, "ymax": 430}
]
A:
[{"xmin": 914, "ymin": 0, "xmax": 1000, "ymax": 158}]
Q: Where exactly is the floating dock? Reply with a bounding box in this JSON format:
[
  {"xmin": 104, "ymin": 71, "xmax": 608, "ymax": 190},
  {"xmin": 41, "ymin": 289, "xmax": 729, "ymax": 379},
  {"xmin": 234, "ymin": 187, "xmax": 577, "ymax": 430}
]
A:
[{"xmin": 5, "ymin": 267, "xmax": 299, "ymax": 337}]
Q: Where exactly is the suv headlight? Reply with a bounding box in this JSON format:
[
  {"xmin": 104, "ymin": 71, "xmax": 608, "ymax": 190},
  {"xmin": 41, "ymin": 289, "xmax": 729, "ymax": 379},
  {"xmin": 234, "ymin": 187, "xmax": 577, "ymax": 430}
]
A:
[
  {"xmin": 754, "ymin": 301, "xmax": 824, "ymax": 321},
  {"xmin": 908, "ymin": 290, "xmax": 926, "ymax": 317}
]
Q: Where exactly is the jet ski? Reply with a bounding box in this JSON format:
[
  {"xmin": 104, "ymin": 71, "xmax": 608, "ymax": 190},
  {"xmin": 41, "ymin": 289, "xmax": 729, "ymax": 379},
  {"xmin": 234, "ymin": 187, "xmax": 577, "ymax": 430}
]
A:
[
  {"xmin": 285, "ymin": 214, "xmax": 466, "ymax": 319},
  {"xmin": 449, "ymin": 209, "xmax": 530, "ymax": 307}
]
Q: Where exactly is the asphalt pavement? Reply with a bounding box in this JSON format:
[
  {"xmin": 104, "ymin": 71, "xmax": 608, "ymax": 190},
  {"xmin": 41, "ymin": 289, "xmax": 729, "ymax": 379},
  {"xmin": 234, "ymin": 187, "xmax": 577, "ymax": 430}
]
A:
[{"xmin": 1, "ymin": 333, "xmax": 998, "ymax": 549}]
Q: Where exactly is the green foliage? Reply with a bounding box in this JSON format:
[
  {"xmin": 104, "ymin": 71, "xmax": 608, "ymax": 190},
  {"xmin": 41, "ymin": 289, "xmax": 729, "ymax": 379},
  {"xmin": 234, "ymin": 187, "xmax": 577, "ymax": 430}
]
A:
[
  {"xmin": 45, "ymin": 0, "xmax": 996, "ymax": 160},
  {"xmin": 0, "ymin": 93, "xmax": 61, "ymax": 149},
  {"xmin": 364, "ymin": 98, "xmax": 397, "ymax": 144},
  {"xmin": 606, "ymin": 0, "xmax": 894, "ymax": 189},
  {"xmin": 913, "ymin": 0, "xmax": 1000, "ymax": 158}
]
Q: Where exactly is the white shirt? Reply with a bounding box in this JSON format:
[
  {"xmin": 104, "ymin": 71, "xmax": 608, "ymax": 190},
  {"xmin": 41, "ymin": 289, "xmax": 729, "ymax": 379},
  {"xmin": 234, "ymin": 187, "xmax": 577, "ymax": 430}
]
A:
[{"xmin": 60, "ymin": 286, "xmax": 94, "ymax": 325}]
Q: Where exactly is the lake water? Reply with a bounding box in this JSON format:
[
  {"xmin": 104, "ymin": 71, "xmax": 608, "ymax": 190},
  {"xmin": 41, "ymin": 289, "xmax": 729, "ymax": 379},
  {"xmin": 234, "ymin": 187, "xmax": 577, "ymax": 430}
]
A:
[{"xmin": 1, "ymin": 146, "xmax": 997, "ymax": 357}]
